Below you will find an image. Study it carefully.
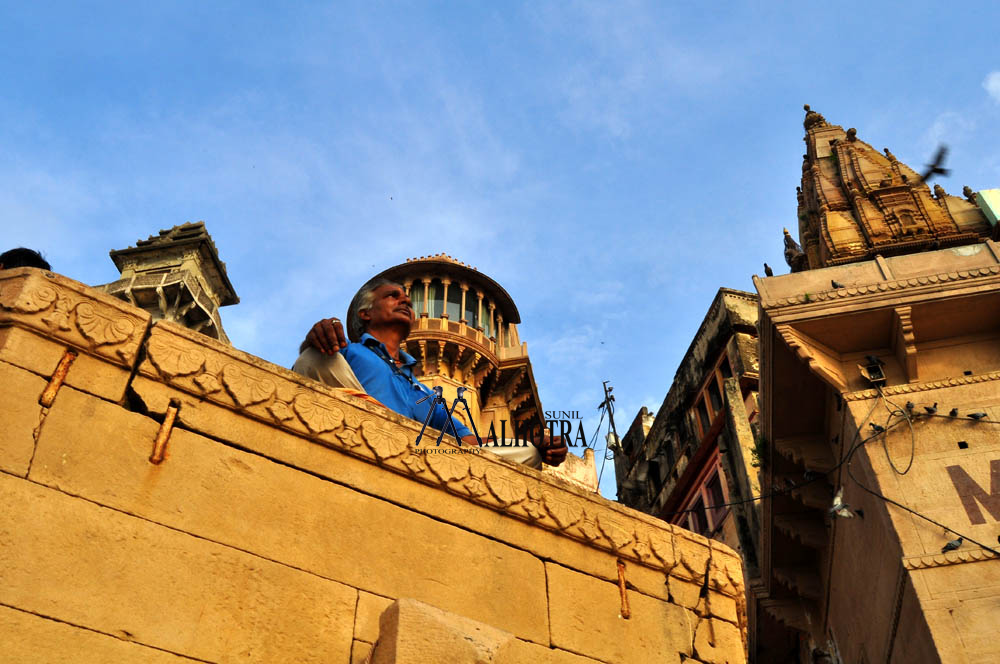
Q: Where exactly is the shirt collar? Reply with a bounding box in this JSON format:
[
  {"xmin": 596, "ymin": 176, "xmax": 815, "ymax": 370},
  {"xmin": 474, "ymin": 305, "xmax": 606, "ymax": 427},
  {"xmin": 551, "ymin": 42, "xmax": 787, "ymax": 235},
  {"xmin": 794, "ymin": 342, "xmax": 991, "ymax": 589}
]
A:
[{"xmin": 360, "ymin": 332, "xmax": 417, "ymax": 368}]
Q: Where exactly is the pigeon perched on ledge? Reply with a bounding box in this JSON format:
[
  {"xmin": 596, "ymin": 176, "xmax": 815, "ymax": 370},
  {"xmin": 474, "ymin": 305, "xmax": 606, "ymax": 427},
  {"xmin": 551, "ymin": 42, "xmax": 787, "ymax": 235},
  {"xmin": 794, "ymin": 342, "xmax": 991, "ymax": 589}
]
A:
[{"xmin": 941, "ymin": 536, "xmax": 963, "ymax": 554}]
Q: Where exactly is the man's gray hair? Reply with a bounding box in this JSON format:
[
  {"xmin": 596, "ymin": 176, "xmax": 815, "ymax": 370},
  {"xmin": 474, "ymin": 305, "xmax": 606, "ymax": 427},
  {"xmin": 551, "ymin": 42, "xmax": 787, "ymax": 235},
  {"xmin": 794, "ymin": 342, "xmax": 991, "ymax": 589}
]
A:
[{"xmin": 346, "ymin": 277, "xmax": 398, "ymax": 342}]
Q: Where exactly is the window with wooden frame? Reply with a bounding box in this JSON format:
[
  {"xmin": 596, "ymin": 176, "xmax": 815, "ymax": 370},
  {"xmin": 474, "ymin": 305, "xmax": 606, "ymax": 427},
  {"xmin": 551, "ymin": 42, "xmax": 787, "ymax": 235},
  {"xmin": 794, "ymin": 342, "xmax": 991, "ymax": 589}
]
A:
[
  {"xmin": 689, "ymin": 353, "xmax": 734, "ymax": 441},
  {"xmin": 672, "ymin": 455, "xmax": 730, "ymax": 537}
]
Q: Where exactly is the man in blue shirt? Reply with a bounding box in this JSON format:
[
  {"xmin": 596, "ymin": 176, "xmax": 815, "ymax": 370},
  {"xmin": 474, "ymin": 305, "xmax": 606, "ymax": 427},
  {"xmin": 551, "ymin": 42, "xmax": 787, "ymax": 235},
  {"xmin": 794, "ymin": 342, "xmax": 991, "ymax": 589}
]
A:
[{"xmin": 293, "ymin": 278, "xmax": 567, "ymax": 466}]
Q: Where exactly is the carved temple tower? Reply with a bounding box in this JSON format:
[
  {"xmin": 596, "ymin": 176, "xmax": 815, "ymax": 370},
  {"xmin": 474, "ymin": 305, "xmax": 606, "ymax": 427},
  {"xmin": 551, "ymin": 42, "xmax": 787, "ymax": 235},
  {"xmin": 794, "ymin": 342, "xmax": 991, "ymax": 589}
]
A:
[
  {"xmin": 750, "ymin": 107, "xmax": 1000, "ymax": 662},
  {"xmin": 791, "ymin": 104, "xmax": 993, "ymax": 271}
]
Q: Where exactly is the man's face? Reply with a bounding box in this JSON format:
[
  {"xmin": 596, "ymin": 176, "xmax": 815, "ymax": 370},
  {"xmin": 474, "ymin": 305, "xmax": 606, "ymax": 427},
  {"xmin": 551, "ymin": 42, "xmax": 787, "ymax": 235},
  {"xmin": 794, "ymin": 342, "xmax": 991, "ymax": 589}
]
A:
[{"xmin": 360, "ymin": 283, "xmax": 415, "ymax": 333}]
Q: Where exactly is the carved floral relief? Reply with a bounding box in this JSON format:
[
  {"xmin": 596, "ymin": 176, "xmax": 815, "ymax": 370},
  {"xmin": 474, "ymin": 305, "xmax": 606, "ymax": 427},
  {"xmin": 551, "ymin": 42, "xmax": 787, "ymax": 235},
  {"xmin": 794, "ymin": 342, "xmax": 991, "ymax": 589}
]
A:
[
  {"xmin": 0, "ymin": 272, "xmax": 146, "ymax": 365},
  {"xmin": 134, "ymin": 321, "xmax": 745, "ymax": 596}
]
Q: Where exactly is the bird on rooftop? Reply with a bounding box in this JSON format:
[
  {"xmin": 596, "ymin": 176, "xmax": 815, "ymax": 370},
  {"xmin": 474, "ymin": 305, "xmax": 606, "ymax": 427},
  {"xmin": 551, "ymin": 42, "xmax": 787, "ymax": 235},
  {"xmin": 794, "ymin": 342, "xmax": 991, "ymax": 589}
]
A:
[
  {"xmin": 830, "ymin": 487, "xmax": 854, "ymax": 519},
  {"xmin": 924, "ymin": 403, "xmax": 938, "ymax": 415},
  {"xmin": 941, "ymin": 536, "xmax": 963, "ymax": 553},
  {"xmin": 968, "ymin": 412, "xmax": 988, "ymax": 421},
  {"xmin": 870, "ymin": 423, "xmax": 886, "ymax": 434},
  {"xmin": 949, "ymin": 407, "xmax": 959, "ymax": 417},
  {"xmin": 764, "ymin": 263, "xmax": 774, "ymax": 277},
  {"xmin": 905, "ymin": 401, "xmax": 915, "ymax": 412},
  {"xmin": 831, "ymin": 279, "xmax": 845, "ymax": 289},
  {"xmin": 920, "ymin": 145, "xmax": 951, "ymax": 183}
]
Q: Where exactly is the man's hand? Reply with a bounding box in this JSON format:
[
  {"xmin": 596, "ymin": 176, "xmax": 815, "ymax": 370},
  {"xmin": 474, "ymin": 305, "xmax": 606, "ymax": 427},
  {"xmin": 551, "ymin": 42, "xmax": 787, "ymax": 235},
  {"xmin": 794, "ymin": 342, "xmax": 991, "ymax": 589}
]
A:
[
  {"xmin": 301, "ymin": 317, "xmax": 348, "ymax": 355},
  {"xmin": 534, "ymin": 432, "xmax": 568, "ymax": 467}
]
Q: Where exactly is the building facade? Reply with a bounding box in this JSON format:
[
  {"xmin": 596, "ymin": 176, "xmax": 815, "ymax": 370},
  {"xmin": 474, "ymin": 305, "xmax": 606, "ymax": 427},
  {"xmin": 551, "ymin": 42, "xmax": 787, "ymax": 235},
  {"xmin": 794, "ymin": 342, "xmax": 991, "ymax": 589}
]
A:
[
  {"xmin": 616, "ymin": 288, "xmax": 762, "ymax": 583},
  {"xmin": 749, "ymin": 107, "xmax": 1000, "ymax": 663}
]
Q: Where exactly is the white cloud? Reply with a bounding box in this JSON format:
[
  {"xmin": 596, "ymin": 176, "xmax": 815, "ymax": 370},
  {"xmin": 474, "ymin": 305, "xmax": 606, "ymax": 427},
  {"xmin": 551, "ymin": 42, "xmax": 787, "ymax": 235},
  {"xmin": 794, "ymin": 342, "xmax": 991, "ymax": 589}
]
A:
[
  {"xmin": 984, "ymin": 71, "xmax": 1000, "ymax": 104},
  {"xmin": 921, "ymin": 111, "xmax": 976, "ymax": 153}
]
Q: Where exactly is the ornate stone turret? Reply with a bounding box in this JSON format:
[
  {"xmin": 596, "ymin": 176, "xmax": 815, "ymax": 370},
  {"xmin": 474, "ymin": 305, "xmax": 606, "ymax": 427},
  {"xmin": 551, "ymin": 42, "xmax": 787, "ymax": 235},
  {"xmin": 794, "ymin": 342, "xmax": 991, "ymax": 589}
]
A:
[
  {"xmin": 374, "ymin": 253, "xmax": 538, "ymax": 439},
  {"xmin": 99, "ymin": 222, "xmax": 238, "ymax": 343},
  {"xmin": 376, "ymin": 253, "xmax": 598, "ymax": 491},
  {"xmin": 792, "ymin": 105, "xmax": 993, "ymax": 269}
]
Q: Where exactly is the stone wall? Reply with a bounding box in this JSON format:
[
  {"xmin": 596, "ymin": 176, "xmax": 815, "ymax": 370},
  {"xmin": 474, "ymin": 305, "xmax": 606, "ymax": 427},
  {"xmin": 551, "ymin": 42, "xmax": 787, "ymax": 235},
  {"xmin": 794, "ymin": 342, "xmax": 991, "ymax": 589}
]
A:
[{"xmin": 0, "ymin": 268, "xmax": 748, "ymax": 664}]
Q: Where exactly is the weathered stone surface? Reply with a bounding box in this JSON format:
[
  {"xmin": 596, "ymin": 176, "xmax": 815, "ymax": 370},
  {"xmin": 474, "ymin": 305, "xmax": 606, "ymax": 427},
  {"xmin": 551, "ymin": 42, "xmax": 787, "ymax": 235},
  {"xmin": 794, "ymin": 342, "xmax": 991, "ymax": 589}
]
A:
[
  {"xmin": 0, "ymin": 473, "xmax": 356, "ymax": 663},
  {"xmin": 370, "ymin": 599, "xmax": 513, "ymax": 664},
  {"xmin": 669, "ymin": 575, "xmax": 703, "ymax": 610},
  {"xmin": 494, "ymin": 639, "xmax": 606, "ymax": 663},
  {"xmin": 351, "ymin": 639, "xmax": 374, "ymax": 664},
  {"xmin": 546, "ymin": 562, "xmax": 695, "ymax": 663},
  {"xmin": 693, "ymin": 617, "xmax": 744, "ymax": 664},
  {"xmin": 0, "ymin": 269, "xmax": 149, "ymax": 397},
  {"xmin": 1, "ymin": 272, "xmax": 749, "ymax": 662},
  {"xmin": 0, "ymin": 324, "xmax": 64, "ymax": 379},
  {"xmin": 0, "ymin": 313, "xmax": 136, "ymax": 404},
  {"xmin": 0, "ymin": 360, "xmax": 45, "ymax": 476},
  {"xmin": 128, "ymin": 369, "xmax": 742, "ymax": 607},
  {"xmin": 356, "ymin": 591, "xmax": 394, "ymax": 644},
  {"xmin": 0, "ymin": 604, "xmax": 197, "ymax": 663},
  {"xmin": 29, "ymin": 385, "xmax": 550, "ymax": 644}
]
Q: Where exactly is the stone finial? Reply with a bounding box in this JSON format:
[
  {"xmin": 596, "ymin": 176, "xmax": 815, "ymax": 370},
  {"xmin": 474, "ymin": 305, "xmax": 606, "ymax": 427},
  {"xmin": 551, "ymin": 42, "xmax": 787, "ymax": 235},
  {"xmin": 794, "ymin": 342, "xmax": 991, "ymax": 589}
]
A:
[
  {"xmin": 883, "ymin": 148, "xmax": 897, "ymax": 163},
  {"xmin": 963, "ymin": 186, "xmax": 978, "ymax": 204},
  {"xmin": 99, "ymin": 222, "xmax": 237, "ymax": 343},
  {"xmin": 933, "ymin": 184, "xmax": 947, "ymax": 199},
  {"xmin": 803, "ymin": 104, "xmax": 827, "ymax": 130}
]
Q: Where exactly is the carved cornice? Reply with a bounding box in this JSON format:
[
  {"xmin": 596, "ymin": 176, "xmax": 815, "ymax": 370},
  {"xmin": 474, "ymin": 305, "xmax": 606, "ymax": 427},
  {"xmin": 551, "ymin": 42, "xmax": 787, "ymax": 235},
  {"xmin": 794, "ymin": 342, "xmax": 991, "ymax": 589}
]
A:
[
  {"xmin": 0, "ymin": 269, "xmax": 149, "ymax": 366},
  {"xmin": 844, "ymin": 369, "xmax": 1000, "ymax": 402},
  {"xmin": 762, "ymin": 265, "xmax": 1000, "ymax": 309},
  {"xmin": 139, "ymin": 320, "xmax": 745, "ymax": 597},
  {"xmin": 903, "ymin": 547, "xmax": 999, "ymax": 570}
]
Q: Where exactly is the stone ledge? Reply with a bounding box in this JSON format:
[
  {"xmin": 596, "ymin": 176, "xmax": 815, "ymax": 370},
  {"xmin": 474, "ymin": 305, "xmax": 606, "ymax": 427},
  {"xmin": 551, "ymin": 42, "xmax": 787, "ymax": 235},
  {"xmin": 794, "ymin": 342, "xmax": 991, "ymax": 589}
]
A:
[
  {"xmin": 136, "ymin": 318, "xmax": 745, "ymax": 594},
  {"xmin": 0, "ymin": 268, "xmax": 150, "ymax": 370}
]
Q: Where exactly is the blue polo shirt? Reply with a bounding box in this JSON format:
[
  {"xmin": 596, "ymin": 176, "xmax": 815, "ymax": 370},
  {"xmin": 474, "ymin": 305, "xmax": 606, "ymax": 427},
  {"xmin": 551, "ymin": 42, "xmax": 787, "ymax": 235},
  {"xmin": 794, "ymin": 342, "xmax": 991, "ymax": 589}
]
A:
[{"xmin": 342, "ymin": 333, "xmax": 473, "ymax": 441}]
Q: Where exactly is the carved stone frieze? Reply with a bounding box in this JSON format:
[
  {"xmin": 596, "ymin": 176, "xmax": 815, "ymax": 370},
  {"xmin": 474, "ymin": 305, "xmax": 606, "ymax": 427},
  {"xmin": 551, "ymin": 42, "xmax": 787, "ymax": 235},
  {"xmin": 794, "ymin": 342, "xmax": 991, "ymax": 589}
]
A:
[
  {"xmin": 135, "ymin": 320, "xmax": 744, "ymax": 596},
  {"xmin": 360, "ymin": 419, "xmax": 409, "ymax": 461},
  {"xmin": 147, "ymin": 336, "xmax": 206, "ymax": 376},
  {"xmin": 762, "ymin": 265, "xmax": 1000, "ymax": 309},
  {"xmin": 0, "ymin": 269, "xmax": 149, "ymax": 366},
  {"xmin": 596, "ymin": 513, "xmax": 633, "ymax": 551},
  {"xmin": 903, "ymin": 547, "xmax": 999, "ymax": 570},
  {"xmin": 425, "ymin": 450, "xmax": 470, "ymax": 483},
  {"xmin": 844, "ymin": 369, "xmax": 1000, "ymax": 401},
  {"xmin": 484, "ymin": 467, "xmax": 527, "ymax": 506},
  {"xmin": 292, "ymin": 393, "xmax": 345, "ymax": 434},
  {"xmin": 222, "ymin": 364, "xmax": 276, "ymax": 407}
]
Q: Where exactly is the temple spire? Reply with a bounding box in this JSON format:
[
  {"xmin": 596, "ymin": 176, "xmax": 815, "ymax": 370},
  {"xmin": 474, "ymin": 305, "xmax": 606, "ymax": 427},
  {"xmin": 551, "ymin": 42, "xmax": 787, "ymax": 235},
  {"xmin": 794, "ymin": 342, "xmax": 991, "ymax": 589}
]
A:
[{"xmin": 789, "ymin": 107, "xmax": 992, "ymax": 269}]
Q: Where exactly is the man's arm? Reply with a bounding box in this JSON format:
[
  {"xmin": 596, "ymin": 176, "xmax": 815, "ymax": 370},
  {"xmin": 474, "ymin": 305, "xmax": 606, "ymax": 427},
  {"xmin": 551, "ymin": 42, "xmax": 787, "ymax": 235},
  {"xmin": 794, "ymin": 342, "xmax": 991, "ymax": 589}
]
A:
[{"xmin": 301, "ymin": 318, "xmax": 348, "ymax": 355}]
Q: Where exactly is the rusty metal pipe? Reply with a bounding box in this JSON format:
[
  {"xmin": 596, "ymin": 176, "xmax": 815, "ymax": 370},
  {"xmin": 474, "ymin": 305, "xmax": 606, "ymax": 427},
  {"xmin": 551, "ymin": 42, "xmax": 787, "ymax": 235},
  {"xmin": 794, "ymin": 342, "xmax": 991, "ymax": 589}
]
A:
[
  {"xmin": 149, "ymin": 400, "xmax": 180, "ymax": 465},
  {"xmin": 617, "ymin": 559, "xmax": 631, "ymax": 619},
  {"xmin": 39, "ymin": 349, "xmax": 77, "ymax": 407}
]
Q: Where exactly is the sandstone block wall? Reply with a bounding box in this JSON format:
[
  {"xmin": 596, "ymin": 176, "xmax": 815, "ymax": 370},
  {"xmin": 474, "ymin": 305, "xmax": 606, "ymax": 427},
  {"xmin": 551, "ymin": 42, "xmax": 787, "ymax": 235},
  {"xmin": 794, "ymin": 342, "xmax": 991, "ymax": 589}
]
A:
[{"xmin": 0, "ymin": 268, "xmax": 748, "ymax": 664}]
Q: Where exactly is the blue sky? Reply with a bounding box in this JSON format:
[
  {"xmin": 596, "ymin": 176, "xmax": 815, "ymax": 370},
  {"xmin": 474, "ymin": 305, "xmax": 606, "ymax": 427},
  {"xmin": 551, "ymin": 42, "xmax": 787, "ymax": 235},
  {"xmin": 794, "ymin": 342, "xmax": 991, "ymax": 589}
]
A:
[{"xmin": 2, "ymin": 1, "xmax": 998, "ymax": 498}]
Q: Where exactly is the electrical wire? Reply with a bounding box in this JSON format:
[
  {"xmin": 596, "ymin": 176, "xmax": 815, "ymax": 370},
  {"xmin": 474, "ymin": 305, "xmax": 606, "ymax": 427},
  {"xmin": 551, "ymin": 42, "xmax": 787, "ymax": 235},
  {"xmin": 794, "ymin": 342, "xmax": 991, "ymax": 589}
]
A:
[
  {"xmin": 646, "ymin": 391, "xmax": 999, "ymax": 557},
  {"xmin": 845, "ymin": 426, "xmax": 1000, "ymax": 557},
  {"xmin": 876, "ymin": 386, "xmax": 916, "ymax": 475}
]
